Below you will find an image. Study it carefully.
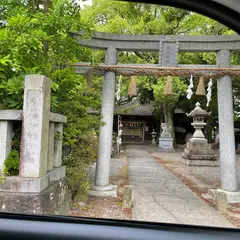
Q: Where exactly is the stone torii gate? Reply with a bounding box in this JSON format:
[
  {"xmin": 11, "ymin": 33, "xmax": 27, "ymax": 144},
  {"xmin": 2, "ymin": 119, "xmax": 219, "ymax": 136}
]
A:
[{"xmin": 73, "ymin": 32, "xmax": 240, "ymax": 201}]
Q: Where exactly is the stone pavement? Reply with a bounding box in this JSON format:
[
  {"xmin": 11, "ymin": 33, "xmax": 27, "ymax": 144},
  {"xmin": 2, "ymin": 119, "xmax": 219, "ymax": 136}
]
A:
[
  {"xmin": 150, "ymin": 148, "xmax": 240, "ymax": 190},
  {"xmin": 127, "ymin": 145, "xmax": 235, "ymax": 228}
]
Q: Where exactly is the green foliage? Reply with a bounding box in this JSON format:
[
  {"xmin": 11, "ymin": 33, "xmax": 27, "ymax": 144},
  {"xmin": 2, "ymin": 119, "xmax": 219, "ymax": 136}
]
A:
[
  {"xmin": 51, "ymin": 68, "xmax": 101, "ymax": 196},
  {"xmin": 82, "ymin": 1, "xmax": 190, "ymax": 35},
  {"xmin": 62, "ymin": 134, "xmax": 98, "ymax": 194},
  {"xmin": 52, "ymin": 68, "xmax": 101, "ymax": 145},
  {"xmin": 2, "ymin": 124, "xmax": 22, "ymax": 177},
  {"xmin": 84, "ymin": 0, "xmax": 240, "ymax": 131},
  {"xmin": 0, "ymin": 162, "xmax": 7, "ymax": 184},
  {"xmin": 152, "ymin": 77, "xmax": 187, "ymax": 137},
  {"xmin": 4, "ymin": 150, "xmax": 20, "ymax": 176},
  {"xmin": 0, "ymin": 0, "xmax": 92, "ymax": 109},
  {"xmin": 0, "ymin": 76, "xmax": 24, "ymax": 109},
  {"xmin": 55, "ymin": 131, "xmax": 63, "ymax": 141},
  {"xmin": 152, "ymin": 77, "xmax": 187, "ymax": 107},
  {"xmin": 0, "ymin": 1, "xmax": 100, "ymax": 195},
  {"xmin": 84, "ymin": 1, "xmax": 231, "ymax": 111}
]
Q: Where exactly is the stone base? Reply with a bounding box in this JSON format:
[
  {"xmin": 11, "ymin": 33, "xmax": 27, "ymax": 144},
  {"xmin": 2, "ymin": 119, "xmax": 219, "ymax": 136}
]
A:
[
  {"xmin": 0, "ymin": 166, "xmax": 66, "ymax": 193},
  {"xmin": 208, "ymin": 188, "xmax": 240, "ymax": 203},
  {"xmin": 89, "ymin": 184, "xmax": 117, "ymax": 198},
  {"xmin": 158, "ymin": 149, "xmax": 175, "ymax": 153},
  {"xmin": 181, "ymin": 140, "xmax": 218, "ymax": 166},
  {"xmin": 159, "ymin": 138, "xmax": 174, "ymax": 152},
  {"xmin": 181, "ymin": 154, "xmax": 219, "ymax": 166},
  {"xmin": 0, "ymin": 178, "xmax": 70, "ymax": 215}
]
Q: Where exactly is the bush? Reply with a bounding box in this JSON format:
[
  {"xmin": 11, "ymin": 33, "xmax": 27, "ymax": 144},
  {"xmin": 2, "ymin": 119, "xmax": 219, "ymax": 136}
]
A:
[
  {"xmin": 62, "ymin": 134, "xmax": 98, "ymax": 198},
  {"xmin": 52, "ymin": 69, "xmax": 101, "ymax": 198},
  {"xmin": 4, "ymin": 150, "xmax": 20, "ymax": 176}
]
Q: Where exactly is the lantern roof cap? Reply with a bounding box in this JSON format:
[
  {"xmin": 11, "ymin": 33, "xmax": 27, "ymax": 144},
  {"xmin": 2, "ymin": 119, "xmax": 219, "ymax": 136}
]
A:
[{"xmin": 186, "ymin": 102, "xmax": 211, "ymax": 117}]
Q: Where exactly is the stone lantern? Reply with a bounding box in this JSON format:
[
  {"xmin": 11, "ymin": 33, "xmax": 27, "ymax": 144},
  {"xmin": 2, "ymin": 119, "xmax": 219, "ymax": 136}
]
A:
[
  {"xmin": 187, "ymin": 102, "xmax": 209, "ymax": 142},
  {"xmin": 151, "ymin": 129, "xmax": 157, "ymax": 145},
  {"xmin": 181, "ymin": 102, "xmax": 218, "ymax": 166}
]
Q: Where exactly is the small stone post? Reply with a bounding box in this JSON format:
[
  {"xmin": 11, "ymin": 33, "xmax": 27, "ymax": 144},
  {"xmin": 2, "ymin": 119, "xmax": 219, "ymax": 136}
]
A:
[
  {"xmin": 0, "ymin": 121, "xmax": 13, "ymax": 172},
  {"xmin": 47, "ymin": 122, "xmax": 55, "ymax": 171},
  {"xmin": 91, "ymin": 46, "xmax": 118, "ymax": 197},
  {"xmin": 217, "ymin": 50, "xmax": 238, "ymax": 192},
  {"xmin": 122, "ymin": 185, "xmax": 132, "ymax": 209},
  {"xmin": 54, "ymin": 122, "xmax": 63, "ymax": 167},
  {"xmin": 216, "ymin": 190, "xmax": 227, "ymax": 214},
  {"xmin": 20, "ymin": 75, "xmax": 51, "ymax": 178}
]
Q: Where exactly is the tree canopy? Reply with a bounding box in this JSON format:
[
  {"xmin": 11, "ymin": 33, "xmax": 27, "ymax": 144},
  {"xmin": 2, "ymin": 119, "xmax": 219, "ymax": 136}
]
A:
[
  {"xmin": 0, "ymin": 0, "xmax": 101, "ymax": 194},
  {"xmin": 81, "ymin": 0, "xmax": 239, "ymax": 139}
]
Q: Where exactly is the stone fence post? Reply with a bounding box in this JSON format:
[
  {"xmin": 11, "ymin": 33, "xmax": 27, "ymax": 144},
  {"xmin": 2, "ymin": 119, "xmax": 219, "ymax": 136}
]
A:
[
  {"xmin": 20, "ymin": 75, "xmax": 51, "ymax": 178},
  {"xmin": 0, "ymin": 75, "xmax": 69, "ymax": 215},
  {"xmin": 0, "ymin": 121, "xmax": 12, "ymax": 172}
]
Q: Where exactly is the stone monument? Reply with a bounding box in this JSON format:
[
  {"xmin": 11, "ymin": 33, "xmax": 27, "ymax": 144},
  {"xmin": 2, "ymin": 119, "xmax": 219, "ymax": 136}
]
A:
[
  {"xmin": 181, "ymin": 102, "xmax": 218, "ymax": 166},
  {"xmin": 159, "ymin": 123, "xmax": 174, "ymax": 151}
]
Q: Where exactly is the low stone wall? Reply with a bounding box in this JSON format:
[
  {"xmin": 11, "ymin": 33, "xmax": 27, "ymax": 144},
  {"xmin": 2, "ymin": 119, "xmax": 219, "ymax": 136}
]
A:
[
  {"xmin": 0, "ymin": 178, "xmax": 70, "ymax": 215},
  {"xmin": 0, "ymin": 75, "xmax": 69, "ymax": 214}
]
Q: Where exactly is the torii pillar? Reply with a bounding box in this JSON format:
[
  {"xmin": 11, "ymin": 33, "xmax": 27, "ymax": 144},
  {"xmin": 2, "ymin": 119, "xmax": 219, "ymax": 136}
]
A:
[
  {"xmin": 215, "ymin": 49, "xmax": 240, "ymax": 202},
  {"xmin": 89, "ymin": 46, "xmax": 118, "ymax": 197}
]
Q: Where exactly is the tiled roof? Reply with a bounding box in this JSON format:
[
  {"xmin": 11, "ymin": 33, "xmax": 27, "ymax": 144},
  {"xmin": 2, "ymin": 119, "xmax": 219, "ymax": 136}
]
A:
[{"xmin": 114, "ymin": 98, "xmax": 153, "ymax": 116}]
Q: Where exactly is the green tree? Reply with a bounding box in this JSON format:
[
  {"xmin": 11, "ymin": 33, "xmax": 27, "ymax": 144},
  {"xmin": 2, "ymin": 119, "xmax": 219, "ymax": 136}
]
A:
[
  {"xmin": 0, "ymin": 0, "xmax": 100, "ymax": 196},
  {"xmin": 152, "ymin": 77, "xmax": 187, "ymax": 138},
  {"xmin": 82, "ymin": 0, "xmax": 238, "ymax": 142}
]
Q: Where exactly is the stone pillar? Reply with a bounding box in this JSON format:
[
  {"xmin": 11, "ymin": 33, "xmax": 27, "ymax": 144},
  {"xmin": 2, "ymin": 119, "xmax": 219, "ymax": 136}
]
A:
[
  {"xmin": 47, "ymin": 122, "xmax": 55, "ymax": 171},
  {"xmin": 158, "ymin": 40, "xmax": 178, "ymax": 151},
  {"xmin": 90, "ymin": 46, "xmax": 118, "ymax": 197},
  {"xmin": 0, "ymin": 121, "xmax": 13, "ymax": 172},
  {"xmin": 54, "ymin": 122, "xmax": 63, "ymax": 167},
  {"xmin": 20, "ymin": 75, "xmax": 51, "ymax": 178},
  {"xmin": 217, "ymin": 50, "xmax": 238, "ymax": 191}
]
